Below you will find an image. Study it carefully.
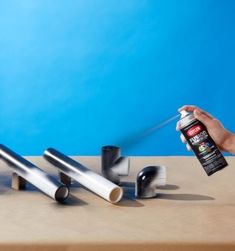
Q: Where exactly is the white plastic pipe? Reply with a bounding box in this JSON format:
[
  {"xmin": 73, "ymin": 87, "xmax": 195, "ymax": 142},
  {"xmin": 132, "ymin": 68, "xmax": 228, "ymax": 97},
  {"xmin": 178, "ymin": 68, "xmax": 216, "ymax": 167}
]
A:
[
  {"xmin": 0, "ymin": 144, "xmax": 69, "ymax": 202},
  {"xmin": 44, "ymin": 148, "xmax": 123, "ymax": 204}
]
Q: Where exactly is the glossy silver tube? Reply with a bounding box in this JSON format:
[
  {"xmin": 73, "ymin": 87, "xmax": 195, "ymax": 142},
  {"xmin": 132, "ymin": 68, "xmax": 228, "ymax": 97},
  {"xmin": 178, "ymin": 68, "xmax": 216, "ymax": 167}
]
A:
[
  {"xmin": 44, "ymin": 148, "xmax": 123, "ymax": 204},
  {"xmin": 0, "ymin": 144, "xmax": 69, "ymax": 202}
]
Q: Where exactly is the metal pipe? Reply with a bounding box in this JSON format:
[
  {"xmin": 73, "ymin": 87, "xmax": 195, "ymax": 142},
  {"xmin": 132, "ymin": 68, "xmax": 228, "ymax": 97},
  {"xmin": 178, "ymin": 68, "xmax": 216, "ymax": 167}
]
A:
[
  {"xmin": 44, "ymin": 148, "xmax": 123, "ymax": 204},
  {"xmin": 0, "ymin": 144, "xmax": 69, "ymax": 202}
]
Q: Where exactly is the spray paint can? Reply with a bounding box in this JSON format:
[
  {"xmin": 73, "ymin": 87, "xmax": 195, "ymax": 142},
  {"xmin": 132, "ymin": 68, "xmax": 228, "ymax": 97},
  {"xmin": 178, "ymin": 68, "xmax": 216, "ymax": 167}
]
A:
[{"xmin": 179, "ymin": 110, "xmax": 228, "ymax": 176}]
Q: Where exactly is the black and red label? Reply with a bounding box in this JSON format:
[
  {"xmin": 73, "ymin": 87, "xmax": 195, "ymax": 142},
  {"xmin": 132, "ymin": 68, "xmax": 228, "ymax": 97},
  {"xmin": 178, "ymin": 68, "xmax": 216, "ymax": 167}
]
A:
[
  {"xmin": 180, "ymin": 119, "xmax": 228, "ymax": 176},
  {"xmin": 186, "ymin": 125, "xmax": 202, "ymax": 137}
]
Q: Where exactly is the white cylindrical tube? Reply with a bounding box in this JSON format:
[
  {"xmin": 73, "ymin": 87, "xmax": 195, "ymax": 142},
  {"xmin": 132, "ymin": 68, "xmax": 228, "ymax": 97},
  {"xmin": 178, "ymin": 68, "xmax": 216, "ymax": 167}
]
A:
[
  {"xmin": 0, "ymin": 144, "xmax": 69, "ymax": 202},
  {"xmin": 44, "ymin": 148, "xmax": 123, "ymax": 204}
]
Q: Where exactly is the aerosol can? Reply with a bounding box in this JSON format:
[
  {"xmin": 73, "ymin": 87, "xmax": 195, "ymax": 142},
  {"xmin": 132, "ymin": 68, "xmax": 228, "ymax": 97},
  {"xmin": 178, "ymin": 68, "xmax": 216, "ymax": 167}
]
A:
[{"xmin": 179, "ymin": 110, "xmax": 228, "ymax": 176}]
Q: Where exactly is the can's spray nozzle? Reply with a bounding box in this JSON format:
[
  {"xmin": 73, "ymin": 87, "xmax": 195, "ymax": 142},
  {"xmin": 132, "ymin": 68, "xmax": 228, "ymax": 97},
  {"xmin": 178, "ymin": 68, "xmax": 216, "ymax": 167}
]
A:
[{"xmin": 180, "ymin": 110, "xmax": 190, "ymax": 118}]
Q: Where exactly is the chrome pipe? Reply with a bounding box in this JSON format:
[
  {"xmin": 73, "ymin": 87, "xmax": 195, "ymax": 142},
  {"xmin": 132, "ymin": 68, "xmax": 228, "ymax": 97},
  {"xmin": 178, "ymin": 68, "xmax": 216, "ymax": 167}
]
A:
[
  {"xmin": 44, "ymin": 148, "xmax": 123, "ymax": 204},
  {"xmin": 0, "ymin": 144, "xmax": 69, "ymax": 202}
]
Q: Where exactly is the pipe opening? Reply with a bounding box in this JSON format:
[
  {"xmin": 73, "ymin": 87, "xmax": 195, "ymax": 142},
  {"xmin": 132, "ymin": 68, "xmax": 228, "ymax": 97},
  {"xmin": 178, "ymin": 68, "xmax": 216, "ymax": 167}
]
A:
[
  {"xmin": 55, "ymin": 186, "xmax": 69, "ymax": 202},
  {"xmin": 102, "ymin": 146, "xmax": 120, "ymax": 151},
  {"xmin": 109, "ymin": 187, "xmax": 123, "ymax": 203}
]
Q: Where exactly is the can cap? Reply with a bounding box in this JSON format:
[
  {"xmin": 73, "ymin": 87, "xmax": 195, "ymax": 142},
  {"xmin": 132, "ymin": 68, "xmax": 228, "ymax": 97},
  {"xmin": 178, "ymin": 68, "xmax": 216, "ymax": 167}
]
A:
[{"xmin": 179, "ymin": 110, "xmax": 196, "ymax": 128}]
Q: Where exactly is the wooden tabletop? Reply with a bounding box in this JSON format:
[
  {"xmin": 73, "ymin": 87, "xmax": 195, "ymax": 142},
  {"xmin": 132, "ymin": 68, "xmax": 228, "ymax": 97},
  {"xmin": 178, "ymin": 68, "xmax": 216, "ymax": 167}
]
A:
[{"xmin": 0, "ymin": 156, "xmax": 235, "ymax": 251}]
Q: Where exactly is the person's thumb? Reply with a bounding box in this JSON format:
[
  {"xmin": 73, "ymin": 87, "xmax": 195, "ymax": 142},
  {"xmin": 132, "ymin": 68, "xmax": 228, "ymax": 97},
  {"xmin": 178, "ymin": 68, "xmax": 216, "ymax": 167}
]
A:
[{"xmin": 194, "ymin": 109, "xmax": 212, "ymax": 126}]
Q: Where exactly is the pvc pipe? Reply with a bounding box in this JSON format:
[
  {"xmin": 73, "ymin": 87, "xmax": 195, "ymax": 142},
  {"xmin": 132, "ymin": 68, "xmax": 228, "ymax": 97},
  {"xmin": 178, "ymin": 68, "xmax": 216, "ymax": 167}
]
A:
[
  {"xmin": 0, "ymin": 144, "xmax": 69, "ymax": 202},
  {"xmin": 44, "ymin": 148, "xmax": 123, "ymax": 204}
]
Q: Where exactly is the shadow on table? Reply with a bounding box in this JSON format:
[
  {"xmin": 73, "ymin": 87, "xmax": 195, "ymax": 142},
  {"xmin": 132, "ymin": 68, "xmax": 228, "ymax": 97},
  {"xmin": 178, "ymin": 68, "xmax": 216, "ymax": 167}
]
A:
[
  {"xmin": 157, "ymin": 193, "xmax": 215, "ymax": 201},
  {"xmin": 118, "ymin": 182, "xmax": 180, "ymax": 207},
  {"xmin": 117, "ymin": 198, "xmax": 144, "ymax": 208},
  {"xmin": 120, "ymin": 182, "xmax": 214, "ymax": 202},
  {"xmin": 158, "ymin": 184, "xmax": 180, "ymax": 190},
  {"xmin": 55, "ymin": 194, "xmax": 88, "ymax": 207},
  {"xmin": 116, "ymin": 181, "xmax": 144, "ymax": 207},
  {"xmin": 0, "ymin": 173, "xmax": 11, "ymax": 194}
]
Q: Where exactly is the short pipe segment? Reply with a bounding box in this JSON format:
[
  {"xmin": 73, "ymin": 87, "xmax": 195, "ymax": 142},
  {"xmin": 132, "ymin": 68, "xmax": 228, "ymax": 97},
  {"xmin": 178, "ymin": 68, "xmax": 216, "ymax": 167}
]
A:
[
  {"xmin": 0, "ymin": 144, "xmax": 69, "ymax": 202},
  {"xmin": 44, "ymin": 148, "xmax": 123, "ymax": 204}
]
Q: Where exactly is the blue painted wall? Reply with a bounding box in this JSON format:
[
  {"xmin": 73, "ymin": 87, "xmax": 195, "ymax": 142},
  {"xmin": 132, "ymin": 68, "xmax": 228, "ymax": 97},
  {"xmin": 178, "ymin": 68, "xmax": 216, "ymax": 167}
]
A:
[{"xmin": 0, "ymin": 0, "xmax": 235, "ymax": 156}]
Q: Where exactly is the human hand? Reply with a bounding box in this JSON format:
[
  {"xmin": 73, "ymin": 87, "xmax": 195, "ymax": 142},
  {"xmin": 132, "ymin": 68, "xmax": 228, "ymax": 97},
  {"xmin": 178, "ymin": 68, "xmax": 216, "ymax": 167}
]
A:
[{"xmin": 176, "ymin": 105, "xmax": 235, "ymax": 154}]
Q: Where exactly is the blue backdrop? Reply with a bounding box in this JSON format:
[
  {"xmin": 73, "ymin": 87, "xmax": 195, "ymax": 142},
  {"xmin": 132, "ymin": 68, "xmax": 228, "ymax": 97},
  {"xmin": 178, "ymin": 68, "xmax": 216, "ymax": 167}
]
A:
[{"xmin": 0, "ymin": 0, "xmax": 235, "ymax": 156}]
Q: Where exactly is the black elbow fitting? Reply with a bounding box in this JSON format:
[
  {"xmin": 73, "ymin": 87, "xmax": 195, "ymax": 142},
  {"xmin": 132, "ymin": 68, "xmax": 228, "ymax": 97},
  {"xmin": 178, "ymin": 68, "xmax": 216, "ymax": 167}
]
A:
[{"xmin": 135, "ymin": 166, "xmax": 166, "ymax": 199}]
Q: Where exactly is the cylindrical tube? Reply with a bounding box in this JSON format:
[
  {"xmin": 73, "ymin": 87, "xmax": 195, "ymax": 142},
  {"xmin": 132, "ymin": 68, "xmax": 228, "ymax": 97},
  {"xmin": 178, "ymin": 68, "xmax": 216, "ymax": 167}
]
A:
[
  {"xmin": 178, "ymin": 111, "xmax": 228, "ymax": 176},
  {"xmin": 0, "ymin": 144, "xmax": 69, "ymax": 202},
  {"xmin": 44, "ymin": 148, "xmax": 123, "ymax": 204}
]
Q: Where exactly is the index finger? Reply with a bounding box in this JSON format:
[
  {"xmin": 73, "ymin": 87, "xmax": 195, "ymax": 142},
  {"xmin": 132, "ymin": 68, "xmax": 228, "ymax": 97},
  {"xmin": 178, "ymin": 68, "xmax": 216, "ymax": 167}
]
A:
[{"xmin": 178, "ymin": 105, "xmax": 214, "ymax": 119}]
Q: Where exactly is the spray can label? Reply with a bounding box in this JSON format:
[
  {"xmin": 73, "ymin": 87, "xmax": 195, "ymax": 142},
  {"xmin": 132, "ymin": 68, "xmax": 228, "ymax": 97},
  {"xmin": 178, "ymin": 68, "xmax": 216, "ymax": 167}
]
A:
[{"xmin": 180, "ymin": 119, "xmax": 228, "ymax": 175}]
